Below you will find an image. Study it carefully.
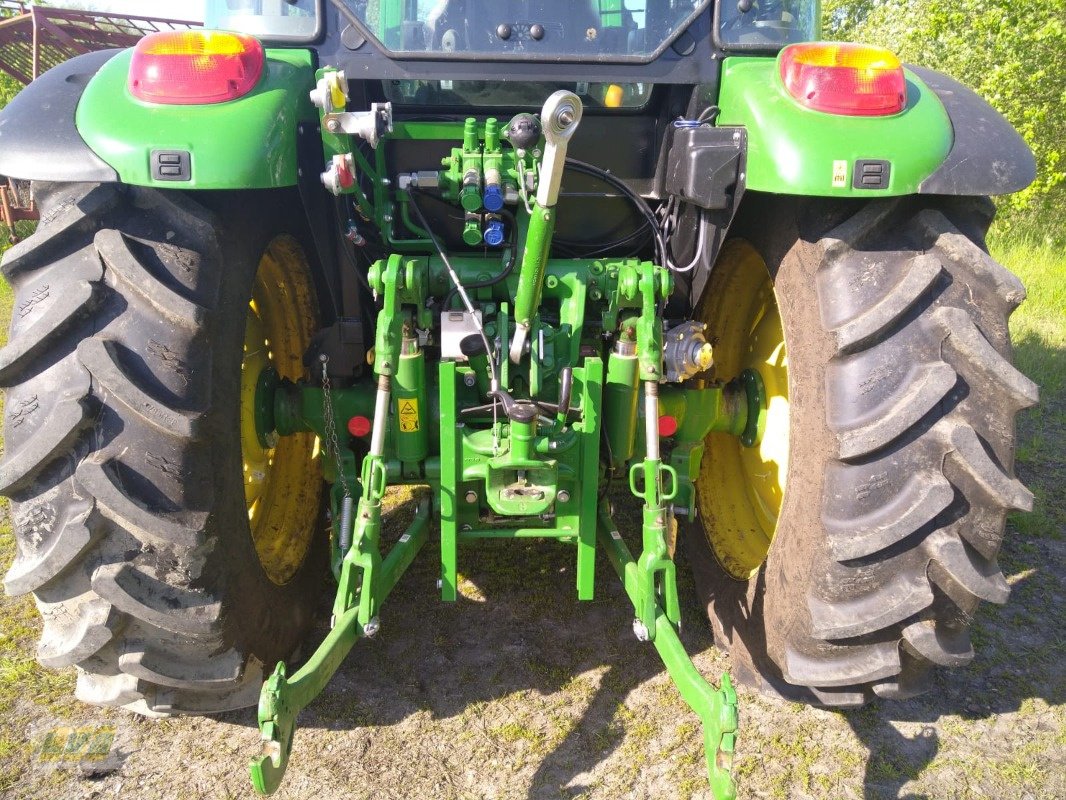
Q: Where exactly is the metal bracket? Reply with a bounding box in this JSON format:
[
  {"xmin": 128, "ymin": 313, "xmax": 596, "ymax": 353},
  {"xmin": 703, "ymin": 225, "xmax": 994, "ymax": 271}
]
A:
[
  {"xmin": 323, "ymin": 103, "xmax": 394, "ymax": 149},
  {"xmin": 250, "ymin": 498, "xmax": 430, "ymax": 795},
  {"xmin": 598, "ymin": 507, "xmax": 738, "ymax": 800}
]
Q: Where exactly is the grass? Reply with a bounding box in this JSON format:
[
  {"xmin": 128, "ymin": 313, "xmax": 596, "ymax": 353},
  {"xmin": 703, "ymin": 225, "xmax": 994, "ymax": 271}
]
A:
[{"xmin": 990, "ymin": 230, "xmax": 1066, "ymax": 546}]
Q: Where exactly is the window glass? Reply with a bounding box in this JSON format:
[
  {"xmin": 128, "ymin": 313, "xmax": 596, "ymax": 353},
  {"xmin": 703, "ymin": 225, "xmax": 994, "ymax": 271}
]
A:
[
  {"xmin": 205, "ymin": 0, "xmax": 318, "ymax": 38},
  {"xmin": 717, "ymin": 0, "xmax": 819, "ymax": 48},
  {"xmin": 384, "ymin": 79, "xmax": 651, "ymax": 108},
  {"xmin": 344, "ymin": 0, "xmax": 709, "ymax": 59}
]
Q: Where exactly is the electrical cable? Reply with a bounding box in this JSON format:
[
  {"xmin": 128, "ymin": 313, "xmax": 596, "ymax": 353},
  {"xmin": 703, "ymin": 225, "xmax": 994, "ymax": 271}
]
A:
[
  {"xmin": 554, "ymin": 220, "xmax": 652, "ymax": 258},
  {"xmin": 564, "ymin": 158, "xmax": 667, "ymax": 269},
  {"xmin": 666, "ymin": 208, "xmax": 707, "ymax": 273},
  {"xmin": 406, "ymin": 189, "xmax": 499, "ymax": 391},
  {"xmin": 332, "ymin": 197, "xmax": 375, "ymax": 297}
]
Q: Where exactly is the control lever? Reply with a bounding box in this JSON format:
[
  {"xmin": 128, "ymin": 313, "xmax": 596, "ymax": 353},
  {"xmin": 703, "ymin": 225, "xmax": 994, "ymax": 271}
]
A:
[{"xmin": 509, "ymin": 91, "xmax": 583, "ymax": 364}]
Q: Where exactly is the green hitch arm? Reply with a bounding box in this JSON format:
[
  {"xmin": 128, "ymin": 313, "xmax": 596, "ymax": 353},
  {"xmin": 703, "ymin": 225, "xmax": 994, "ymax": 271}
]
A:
[
  {"xmin": 628, "ymin": 381, "xmax": 680, "ymax": 639},
  {"xmin": 597, "ymin": 507, "xmax": 738, "ymax": 800},
  {"xmin": 509, "ymin": 91, "xmax": 582, "ymax": 363},
  {"xmin": 249, "ymin": 497, "xmax": 430, "ymax": 795}
]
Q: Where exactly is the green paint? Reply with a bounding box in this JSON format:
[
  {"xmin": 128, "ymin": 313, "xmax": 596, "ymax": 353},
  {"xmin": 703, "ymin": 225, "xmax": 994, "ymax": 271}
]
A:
[
  {"xmin": 254, "ymin": 367, "xmax": 279, "ymax": 449},
  {"xmin": 604, "ymin": 342, "xmax": 639, "ymax": 470},
  {"xmin": 658, "ymin": 382, "xmax": 749, "ymax": 443},
  {"xmin": 394, "ymin": 339, "xmax": 429, "ymax": 466},
  {"xmin": 462, "ymin": 216, "xmax": 483, "ymax": 246},
  {"xmin": 738, "ymin": 368, "xmax": 766, "ymax": 447},
  {"xmin": 76, "ymin": 48, "xmax": 315, "ymax": 189},
  {"xmin": 717, "ymin": 56, "xmax": 953, "ymax": 196},
  {"xmin": 575, "ymin": 358, "xmax": 603, "ymax": 600},
  {"xmin": 598, "ymin": 507, "xmax": 738, "ymax": 799},
  {"xmin": 513, "ymin": 204, "xmax": 556, "ymax": 330},
  {"xmin": 273, "ymin": 382, "xmax": 376, "ymax": 441},
  {"xmin": 250, "ymin": 498, "xmax": 430, "ymax": 795},
  {"xmin": 438, "ymin": 360, "xmax": 459, "ymax": 602}
]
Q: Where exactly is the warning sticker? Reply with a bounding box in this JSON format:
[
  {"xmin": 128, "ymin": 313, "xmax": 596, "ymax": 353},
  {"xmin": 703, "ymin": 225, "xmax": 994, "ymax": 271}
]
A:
[
  {"xmin": 832, "ymin": 160, "xmax": 848, "ymax": 188},
  {"xmin": 398, "ymin": 398, "xmax": 420, "ymax": 432}
]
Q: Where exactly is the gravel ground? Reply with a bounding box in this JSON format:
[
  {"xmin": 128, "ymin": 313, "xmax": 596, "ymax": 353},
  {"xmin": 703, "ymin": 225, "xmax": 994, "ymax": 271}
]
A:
[{"xmin": 0, "ymin": 480, "xmax": 1062, "ymax": 800}]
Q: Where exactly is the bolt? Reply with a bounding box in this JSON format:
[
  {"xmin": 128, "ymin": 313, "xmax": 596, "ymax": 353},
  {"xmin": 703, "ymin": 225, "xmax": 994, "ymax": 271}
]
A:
[
  {"xmin": 383, "ymin": 214, "xmax": 393, "ymax": 223},
  {"xmin": 381, "ymin": 177, "xmax": 392, "ymax": 187},
  {"xmin": 460, "ymin": 523, "xmax": 473, "ymax": 531},
  {"xmin": 465, "ymin": 490, "xmax": 478, "ymax": 504},
  {"xmin": 463, "ymin": 373, "xmax": 477, "ymax": 388},
  {"xmin": 632, "ymin": 619, "xmax": 650, "ymax": 642},
  {"xmin": 549, "ymin": 440, "xmax": 558, "ymax": 450},
  {"xmin": 436, "ymin": 578, "xmax": 443, "ymax": 590},
  {"xmin": 363, "ymin": 617, "xmax": 380, "ymax": 638},
  {"xmin": 559, "ymin": 108, "xmax": 575, "ymax": 126},
  {"xmin": 557, "ymin": 490, "xmax": 570, "ymax": 503},
  {"xmin": 326, "ymin": 118, "xmax": 341, "ymax": 133}
]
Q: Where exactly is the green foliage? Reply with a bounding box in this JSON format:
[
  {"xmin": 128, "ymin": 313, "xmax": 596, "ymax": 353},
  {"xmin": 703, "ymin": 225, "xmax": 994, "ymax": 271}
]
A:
[
  {"xmin": 824, "ymin": 0, "xmax": 1066, "ymax": 240},
  {"xmin": 0, "ymin": 72, "xmax": 18, "ymax": 108}
]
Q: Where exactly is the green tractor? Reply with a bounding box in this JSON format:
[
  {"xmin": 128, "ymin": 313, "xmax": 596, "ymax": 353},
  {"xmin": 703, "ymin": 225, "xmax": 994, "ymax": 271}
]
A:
[{"xmin": 0, "ymin": 1, "xmax": 1038, "ymax": 796}]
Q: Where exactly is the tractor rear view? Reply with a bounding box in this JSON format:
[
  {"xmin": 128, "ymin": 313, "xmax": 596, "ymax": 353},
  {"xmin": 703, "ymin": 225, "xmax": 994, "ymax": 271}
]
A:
[{"xmin": 0, "ymin": 1, "xmax": 1037, "ymax": 797}]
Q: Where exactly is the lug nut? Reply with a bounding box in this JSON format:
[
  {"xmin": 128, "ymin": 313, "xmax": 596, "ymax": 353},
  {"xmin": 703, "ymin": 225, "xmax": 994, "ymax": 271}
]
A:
[{"xmin": 465, "ymin": 490, "xmax": 478, "ymax": 504}]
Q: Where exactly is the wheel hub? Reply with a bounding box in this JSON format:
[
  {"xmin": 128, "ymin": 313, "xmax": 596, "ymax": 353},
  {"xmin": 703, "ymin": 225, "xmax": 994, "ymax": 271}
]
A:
[
  {"xmin": 240, "ymin": 237, "xmax": 322, "ymax": 586},
  {"xmin": 695, "ymin": 239, "xmax": 789, "ymax": 580}
]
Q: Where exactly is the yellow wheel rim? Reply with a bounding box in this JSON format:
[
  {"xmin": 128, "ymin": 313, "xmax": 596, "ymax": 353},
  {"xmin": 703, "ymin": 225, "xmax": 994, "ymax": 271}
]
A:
[
  {"xmin": 241, "ymin": 236, "xmax": 322, "ymax": 585},
  {"xmin": 695, "ymin": 240, "xmax": 789, "ymax": 580}
]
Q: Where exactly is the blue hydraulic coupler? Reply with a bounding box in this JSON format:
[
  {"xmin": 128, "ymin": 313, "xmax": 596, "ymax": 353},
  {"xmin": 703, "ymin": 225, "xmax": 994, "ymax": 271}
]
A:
[
  {"xmin": 483, "ymin": 218, "xmax": 505, "ymax": 247},
  {"xmin": 483, "ymin": 183, "xmax": 504, "ymax": 212}
]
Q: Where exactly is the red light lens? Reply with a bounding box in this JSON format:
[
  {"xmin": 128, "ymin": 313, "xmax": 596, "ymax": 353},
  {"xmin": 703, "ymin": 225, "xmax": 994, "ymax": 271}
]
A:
[
  {"xmin": 780, "ymin": 42, "xmax": 906, "ymax": 116},
  {"xmin": 128, "ymin": 30, "xmax": 264, "ymax": 105},
  {"xmin": 658, "ymin": 415, "xmax": 679, "ymax": 438},
  {"xmin": 348, "ymin": 416, "xmax": 372, "ymax": 438}
]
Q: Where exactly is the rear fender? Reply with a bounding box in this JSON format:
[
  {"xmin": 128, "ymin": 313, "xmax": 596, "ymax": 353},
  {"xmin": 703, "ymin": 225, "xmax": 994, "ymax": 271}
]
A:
[
  {"xmin": 0, "ymin": 49, "xmax": 121, "ymax": 183},
  {"xmin": 73, "ymin": 46, "xmax": 317, "ymax": 190},
  {"xmin": 715, "ymin": 55, "xmax": 1034, "ymax": 198}
]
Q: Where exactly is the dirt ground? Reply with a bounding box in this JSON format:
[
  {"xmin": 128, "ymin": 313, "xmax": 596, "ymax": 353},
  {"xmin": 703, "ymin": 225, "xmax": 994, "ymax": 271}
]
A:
[{"xmin": 0, "ymin": 476, "xmax": 1062, "ymax": 800}]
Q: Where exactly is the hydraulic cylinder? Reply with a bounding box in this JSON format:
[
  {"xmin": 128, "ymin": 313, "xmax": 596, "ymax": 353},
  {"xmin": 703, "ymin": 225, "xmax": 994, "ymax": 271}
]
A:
[
  {"xmin": 393, "ymin": 336, "xmax": 428, "ymax": 463},
  {"xmin": 604, "ymin": 338, "xmax": 640, "ymax": 470}
]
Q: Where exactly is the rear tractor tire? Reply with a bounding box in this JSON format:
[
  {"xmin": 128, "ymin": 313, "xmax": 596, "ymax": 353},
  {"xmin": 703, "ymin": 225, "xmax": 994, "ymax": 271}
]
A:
[
  {"xmin": 0, "ymin": 183, "xmax": 326, "ymax": 714},
  {"xmin": 685, "ymin": 195, "xmax": 1037, "ymax": 705}
]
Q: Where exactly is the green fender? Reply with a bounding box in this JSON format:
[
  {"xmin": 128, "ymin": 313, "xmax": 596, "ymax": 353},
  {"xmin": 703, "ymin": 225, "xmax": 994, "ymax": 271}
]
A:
[
  {"xmin": 716, "ymin": 55, "xmax": 953, "ymax": 197},
  {"xmin": 76, "ymin": 46, "xmax": 317, "ymax": 189}
]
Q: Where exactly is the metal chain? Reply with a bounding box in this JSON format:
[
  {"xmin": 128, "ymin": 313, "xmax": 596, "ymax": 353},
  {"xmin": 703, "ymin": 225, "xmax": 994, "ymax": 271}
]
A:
[{"xmin": 320, "ymin": 355, "xmax": 350, "ymax": 497}]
